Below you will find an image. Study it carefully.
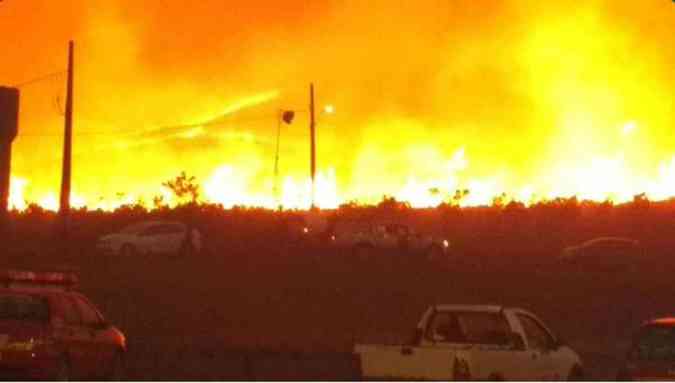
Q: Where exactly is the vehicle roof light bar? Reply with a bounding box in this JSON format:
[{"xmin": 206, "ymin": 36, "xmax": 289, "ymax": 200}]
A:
[{"xmin": 0, "ymin": 270, "xmax": 79, "ymax": 291}]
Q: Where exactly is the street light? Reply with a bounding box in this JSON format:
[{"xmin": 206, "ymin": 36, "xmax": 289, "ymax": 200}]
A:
[
  {"xmin": 273, "ymin": 109, "xmax": 295, "ymax": 208},
  {"xmin": 272, "ymin": 103, "xmax": 335, "ymax": 210},
  {"xmin": 281, "ymin": 110, "xmax": 295, "ymax": 124}
]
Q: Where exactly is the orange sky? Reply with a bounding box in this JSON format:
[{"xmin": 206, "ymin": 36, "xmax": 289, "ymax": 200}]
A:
[{"xmin": 0, "ymin": 1, "xmax": 674, "ymax": 209}]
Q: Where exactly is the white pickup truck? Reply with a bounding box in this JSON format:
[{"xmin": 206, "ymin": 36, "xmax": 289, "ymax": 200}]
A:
[
  {"xmin": 330, "ymin": 221, "xmax": 450, "ymax": 260},
  {"xmin": 354, "ymin": 305, "xmax": 583, "ymax": 381}
]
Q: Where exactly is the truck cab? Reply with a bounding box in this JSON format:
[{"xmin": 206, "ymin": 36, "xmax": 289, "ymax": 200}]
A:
[
  {"xmin": 354, "ymin": 305, "xmax": 583, "ymax": 381},
  {"xmin": 330, "ymin": 221, "xmax": 450, "ymax": 260}
]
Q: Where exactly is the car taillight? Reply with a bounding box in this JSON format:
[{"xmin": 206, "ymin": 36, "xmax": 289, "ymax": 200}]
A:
[{"xmin": 453, "ymin": 357, "xmax": 471, "ymax": 381}]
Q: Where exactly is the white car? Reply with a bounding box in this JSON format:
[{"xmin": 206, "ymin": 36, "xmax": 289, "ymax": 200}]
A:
[
  {"xmin": 355, "ymin": 305, "xmax": 583, "ymax": 381},
  {"xmin": 96, "ymin": 221, "xmax": 202, "ymax": 256}
]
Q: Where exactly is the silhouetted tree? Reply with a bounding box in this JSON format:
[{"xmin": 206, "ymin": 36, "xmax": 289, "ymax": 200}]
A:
[
  {"xmin": 163, "ymin": 172, "xmax": 200, "ymax": 205},
  {"xmin": 377, "ymin": 196, "xmax": 410, "ymax": 211},
  {"xmin": 24, "ymin": 202, "xmax": 47, "ymax": 216},
  {"xmin": 492, "ymin": 193, "xmax": 509, "ymax": 208},
  {"xmin": 450, "ymin": 189, "xmax": 470, "ymax": 206},
  {"xmin": 632, "ymin": 193, "xmax": 650, "ymax": 210},
  {"xmin": 152, "ymin": 195, "xmax": 166, "ymax": 210},
  {"xmin": 162, "ymin": 172, "xmax": 201, "ymax": 256}
]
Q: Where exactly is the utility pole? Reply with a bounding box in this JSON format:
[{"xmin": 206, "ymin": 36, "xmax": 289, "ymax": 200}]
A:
[
  {"xmin": 0, "ymin": 86, "xmax": 19, "ymax": 240},
  {"xmin": 59, "ymin": 41, "xmax": 74, "ymax": 244},
  {"xmin": 309, "ymin": 83, "xmax": 316, "ymax": 210},
  {"xmin": 273, "ymin": 110, "xmax": 282, "ymax": 208}
]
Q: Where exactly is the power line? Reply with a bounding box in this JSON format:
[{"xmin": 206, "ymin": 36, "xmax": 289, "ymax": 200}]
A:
[
  {"xmin": 14, "ymin": 111, "xmax": 318, "ymax": 141},
  {"xmin": 10, "ymin": 74, "xmax": 290, "ymax": 138},
  {"xmin": 15, "ymin": 112, "xmax": 283, "ymax": 138},
  {"xmin": 11, "ymin": 70, "xmax": 67, "ymax": 88},
  {"xmin": 15, "ymin": 112, "xmax": 296, "ymax": 138}
]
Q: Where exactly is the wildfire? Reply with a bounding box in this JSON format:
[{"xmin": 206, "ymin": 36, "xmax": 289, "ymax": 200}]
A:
[
  {"xmin": 2, "ymin": 1, "xmax": 673, "ymax": 212},
  {"xmin": 9, "ymin": 177, "xmax": 27, "ymax": 211},
  {"xmin": 9, "ymin": 135, "xmax": 675, "ymax": 212}
]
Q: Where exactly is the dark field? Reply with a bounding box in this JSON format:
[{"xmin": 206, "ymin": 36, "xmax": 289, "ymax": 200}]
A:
[{"xmin": 2, "ymin": 199, "xmax": 675, "ymax": 380}]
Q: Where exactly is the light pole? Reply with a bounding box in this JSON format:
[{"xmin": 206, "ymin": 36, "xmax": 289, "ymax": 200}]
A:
[
  {"xmin": 274, "ymin": 84, "xmax": 334, "ymax": 211},
  {"xmin": 309, "ymin": 84, "xmax": 316, "ymax": 210},
  {"xmin": 273, "ymin": 110, "xmax": 295, "ymax": 209}
]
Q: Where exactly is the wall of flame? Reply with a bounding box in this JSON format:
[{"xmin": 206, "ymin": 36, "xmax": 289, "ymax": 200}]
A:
[{"xmin": 1, "ymin": 1, "xmax": 673, "ymax": 210}]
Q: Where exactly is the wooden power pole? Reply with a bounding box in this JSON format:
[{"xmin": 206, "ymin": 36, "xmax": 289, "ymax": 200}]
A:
[
  {"xmin": 0, "ymin": 87, "xmax": 19, "ymax": 240},
  {"xmin": 273, "ymin": 110, "xmax": 282, "ymax": 207},
  {"xmin": 59, "ymin": 41, "xmax": 74, "ymax": 242},
  {"xmin": 309, "ymin": 83, "xmax": 316, "ymax": 210}
]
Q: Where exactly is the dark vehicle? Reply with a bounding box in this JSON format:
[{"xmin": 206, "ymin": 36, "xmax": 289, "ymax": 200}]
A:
[
  {"xmin": 559, "ymin": 237, "xmax": 643, "ymax": 272},
  {"xmin": 280, "ymin": 215, "xmax": 312, "ymax": 243},
  {"xmin": 618, "ymin": 318, "xmax": 675, "ymax": 381},
  {"xmin": 0, "ymin": 270, "xmax": 126, "ymax": 380},
  {"xmin": 279, "ymin": 212, "xmax": 334, "ymax": 248}
]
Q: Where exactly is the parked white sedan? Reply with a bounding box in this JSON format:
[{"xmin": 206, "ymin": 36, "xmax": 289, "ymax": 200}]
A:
[{"xmin": 96, "ymin": 221, "xmax": 202, "ymax": 256}]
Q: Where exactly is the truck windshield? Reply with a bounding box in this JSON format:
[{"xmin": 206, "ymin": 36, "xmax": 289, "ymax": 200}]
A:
[
  {"xmin": 427, "ymin": 311, "xmax": 511, "ymax": 345},
  {"xmin": 0, "ymin": 294, "xmax": 49, "ymax": 322},
  {"xmin": 630, "ymin": 325, "xmax": 675, "ymax": 361}
]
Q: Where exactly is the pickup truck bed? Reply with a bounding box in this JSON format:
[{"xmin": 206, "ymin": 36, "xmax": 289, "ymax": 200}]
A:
[{"xmin": 354, "ymin": 305, "xmax": 583, "ymax": 381}]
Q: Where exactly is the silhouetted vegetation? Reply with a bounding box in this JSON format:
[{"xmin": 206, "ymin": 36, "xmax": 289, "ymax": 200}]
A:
[
  {"xmin": 162, "ymin": 171, "xmax": 201, "ymax": 205},
  {"xmin": 5, "ymin": 193, "xmax": 675, "ymax": 262}
]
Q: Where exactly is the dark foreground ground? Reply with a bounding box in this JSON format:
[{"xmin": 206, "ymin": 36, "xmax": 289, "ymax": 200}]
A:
[
  {"xmin": 3, "ymin": 244, "xmax": 675, "ymax": 380},
  {"xmin": 2, "ymin": 201, "xmax": 675, "ymax": 380}
]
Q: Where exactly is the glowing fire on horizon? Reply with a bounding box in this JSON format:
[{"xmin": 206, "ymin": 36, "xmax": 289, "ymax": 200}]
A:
[{"xmin": 9, "ymin": 122, "xmax": 675, "ymax": 212}]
